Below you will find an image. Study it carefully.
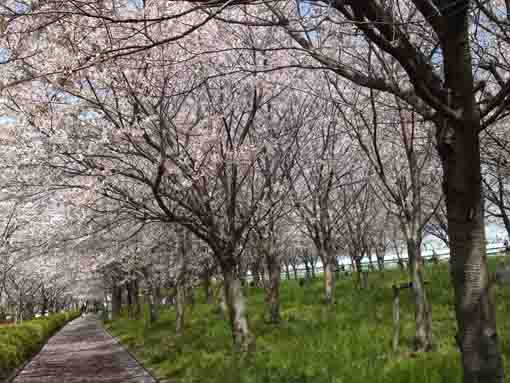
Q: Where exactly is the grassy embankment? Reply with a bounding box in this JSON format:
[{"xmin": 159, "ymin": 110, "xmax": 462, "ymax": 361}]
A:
[
  {"xmin": 105, "ymin": 259, "xmax": 510, "ymax": 383},
  {"xmin": 0, "ymin": 311, "xmax": 81, "ymax": 380}
]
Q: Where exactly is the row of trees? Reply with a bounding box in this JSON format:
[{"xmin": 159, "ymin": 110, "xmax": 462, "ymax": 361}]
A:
[{"xmin": 1, "ymin": 0, "xmax": 510, "ymax": 381}]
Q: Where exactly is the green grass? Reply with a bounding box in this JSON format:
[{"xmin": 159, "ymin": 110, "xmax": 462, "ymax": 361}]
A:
[
  {"xmin": 0, "ymin": 311, "xmax": 81, "ymax": 380},
  {"xmin": 105, "ymin": 258, "xmax": 510, "ymax": 383}
]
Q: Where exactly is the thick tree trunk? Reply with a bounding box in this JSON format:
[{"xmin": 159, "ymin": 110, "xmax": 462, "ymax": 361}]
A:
[
  {"xmin": 223, "ymin": 266, "xmax": 254, "ymax": 352},
  {"xmin": 443, "ymin": 137, "xmax": 502, "ymax": 382},
  {"xmin": 406, "ymin": 238, "xmax": 433, "ymax": 351},
  {"xmin": 439, "ymin": 5, "xmax": 504, "ymax": 382}
]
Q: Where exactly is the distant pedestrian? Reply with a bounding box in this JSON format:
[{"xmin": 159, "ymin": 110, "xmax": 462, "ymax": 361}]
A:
[{"xmin": 505, "ymin": 240, "xmax": 510, "ymax": 256}]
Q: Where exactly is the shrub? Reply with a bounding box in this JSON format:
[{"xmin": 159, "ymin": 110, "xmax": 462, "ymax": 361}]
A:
[{"xmin": 0, "ymin": 311, "xmax": 81, "ymax": 380}]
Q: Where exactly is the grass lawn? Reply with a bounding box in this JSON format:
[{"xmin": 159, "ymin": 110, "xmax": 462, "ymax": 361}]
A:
[{"xmin": 105, "ymin": 258, "xmax": 510, "ymax": 383}]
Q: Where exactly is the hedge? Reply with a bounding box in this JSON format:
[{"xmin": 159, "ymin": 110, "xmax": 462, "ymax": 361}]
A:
[{"xmin": 0, "ymin": 311, "xmax": 81, "ymax": 381}]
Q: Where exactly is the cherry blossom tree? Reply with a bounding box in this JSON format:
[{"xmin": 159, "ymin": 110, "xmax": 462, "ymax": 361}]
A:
[{"xmin": 3, "ymin": 0, "xmax": 510, "ymax": 377}]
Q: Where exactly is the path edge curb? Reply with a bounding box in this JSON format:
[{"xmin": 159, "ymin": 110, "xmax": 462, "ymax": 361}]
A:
[{"xmin": 99, "ymin": 318, "xmax": 161, "ymax": 383}]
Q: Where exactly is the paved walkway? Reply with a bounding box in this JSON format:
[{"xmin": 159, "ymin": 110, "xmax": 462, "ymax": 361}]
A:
[{"xmin": 13, "ymin": 315, "xmax": 156, "ymax": 383}]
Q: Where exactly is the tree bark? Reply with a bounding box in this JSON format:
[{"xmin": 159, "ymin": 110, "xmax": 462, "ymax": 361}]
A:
[
  {"xmin": 354, "ymin": 256, "xmax": 363, "ymax": 288},
  {"xmin": 131, "ymin": 279, "xmax": 140, "ymax": 319},
  {"xmin": 323, "ymin": 261, "xmax": 334, "ymax": 304},
  {"xmin": 219, "ymin": 282, "xmax": 228, "ymax": 316},
  {"xmin": 406, "ymin": 238, "xmax": 433, "ymax": 351},
  {"xmin": 175, "ymin": 281, "xmax": 185, "ymax": 335},
  {"xmin": 222, "ymin": 265, "xmax": 254, "ymax": 352},
  {"xmin": 303, "ymin": 260, "xmax": 311, "ymax": 280},
  {"xmin": 154, "ymin": 285, "xmax": 162, "ymax": 305},
  {"xmin": 291, "ymin": 264, "xmax": 298, "ymax": 280},
  {"xmin": 376, "ymin": 248, "xmax": 385, "ymax": 271},
  {"xmin": 144, "ymin": 286, "xmax": 157, "ymax": 327},
  {"xmin": 41, "ymin": 296, "xmax": 48, "ymax": 317},
  {"xmin": 203, "ymin": 273, "xmax": 212, "ymax": 303},
  {"xmin": 285, "ymin": 263, "xmax": 291, "ymax": 280},
  {"xmin": 175, "ymin": 226, "xmax": 190, "ymax": 335},
  {"xmin": 392, "ymin": 285, "xmax": 400, "ymax": 352},
  {"xmin": 126, "ymin": 282, "xmax": 133, "ymax": 316},
  {"xmin": 438, "ymin": 5, "xmax": 504, "ymax": 381},
  {"xmin": 265, "ymin": 252, "xmax": 281, "ymax": 323},
  {"xmin": 112, "ymin": 284, "xmax": 122, "ymax": 319},
  {"xmin": 251, "ymin": 264, "xmax": 262, "ymax": 288}
]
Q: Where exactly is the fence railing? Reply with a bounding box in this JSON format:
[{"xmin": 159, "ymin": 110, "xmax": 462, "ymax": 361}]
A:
[{"xmin": 276, "ymin": 245, "xmax": 509, "ymax": 280}]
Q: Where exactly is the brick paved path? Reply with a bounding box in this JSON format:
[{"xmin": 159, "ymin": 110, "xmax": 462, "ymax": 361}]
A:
[{"xmin": 13, "ymin": 315, "xmax": 156, "ymax": 383}]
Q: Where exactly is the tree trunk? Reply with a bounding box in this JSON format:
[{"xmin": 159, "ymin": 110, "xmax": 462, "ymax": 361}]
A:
[
  {"xmin": 223, "ymin": 266, "xmax": 254, "ymax": 352},
  {"xmin": 175, "ymin": 281, "xmax": 185, "ymax": 335},
  {"xmin": 203, "ymin": 274, "xmax": 212, "ymax": 303},
  {"xmin": 376, "ymin": 248, "xmax": 385, "ymax": 271},
  {"xmin": 131, "ymin": 279, "xmax": 140, "ymax": 319},
  {"xmin": 323, "ymin": 261, "xmax": 334, "ymax": 304},
  {"xmin": 368, "ymin": 252, "xmax": 375, "ymax": 271},
  {"xmin": 303, "ymin": 260, "xmax": 311, "ymax": 280},
  {"xmin": 219, "ymin": 282, "xmax": 228, "ymax": 316},
  {"xmin": 154, "ymin": 285, "xmax": 162, "ymax": 305},
  {"xmin": 407, "ymin": 238, "xmax": 433, "ymax": 351},
  {"xmin": 126, "ymin": 282, "xmax": 133, "ymax": 316},
  {"xmin": 41, "ymin": 297, "xmax": 48, "ymax": 317},
  {"xmin": 292, "ymin": 264, "xmax": 298, "ymax": 280},
  {"xmin": 265, "ymin": 253, "xmax": 281, "ymax": 323},
  {"xmin": 360, "ymin": 271, "xmax": 369, "ymax": 289},
  {"xmin": 112, "ymin": 284, "xmax": 122, "ymax": 319},
  {"xmin": 175, "ymin": 226, "xmax": 190, "ymax": 335},
  {"xmin": 333, "ymin": 257, "xmax": 340, "ymax": 280},
  {"xmin": 251, "ymin": 264, "xmax": 261, "ymax": 288},
  {"xmin": 392, "ymin": 285, "xmax": 400, "ymax": 352},
  {"xmin": 354, "ymin": 256, "xmax": 363, "ymax": 288},
  {"xmin": 496, "ymin": 176, "xmax": 510, "ymax": 239},
  {"xmin": 285, "ymin": 263, "xmax": 291, "ymax": 280},
  {"xmin": 439, "ymin": 5, "xmax": 504, "ymax": 381},
  {"xmin": 144, "ymin": 287, "xmax": 157, "ymax": 327}
]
